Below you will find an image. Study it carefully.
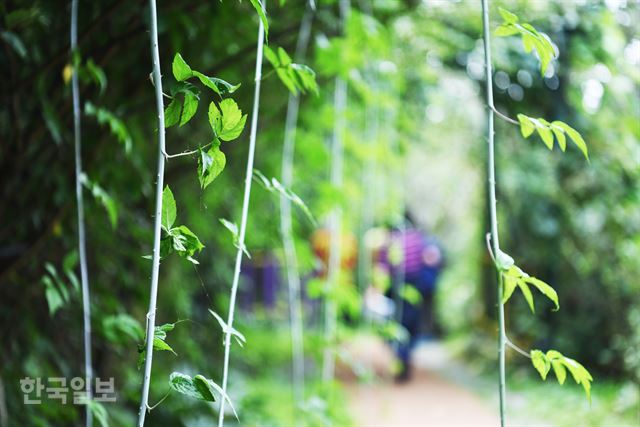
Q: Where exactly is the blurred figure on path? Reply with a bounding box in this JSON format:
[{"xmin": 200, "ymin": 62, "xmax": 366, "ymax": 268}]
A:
[{"xmin": 380, "ymin": 213, "xmax": 444, "ymax": 382}]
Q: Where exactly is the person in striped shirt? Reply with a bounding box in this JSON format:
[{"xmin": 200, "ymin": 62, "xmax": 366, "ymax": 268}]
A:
[{"xmin": 382, "ymin": 214, "xmax": 444, "ymax": 382}]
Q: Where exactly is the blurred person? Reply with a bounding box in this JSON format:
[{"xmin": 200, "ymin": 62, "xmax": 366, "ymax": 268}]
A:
[{"xmin": 379, "ymin": 213, "xmax": 444, "ymax": 382}]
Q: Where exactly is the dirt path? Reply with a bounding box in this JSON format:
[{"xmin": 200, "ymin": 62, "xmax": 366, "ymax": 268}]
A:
[{"xmin": 342, "ymin": 337, "xmax": 499, "ymax": 427}]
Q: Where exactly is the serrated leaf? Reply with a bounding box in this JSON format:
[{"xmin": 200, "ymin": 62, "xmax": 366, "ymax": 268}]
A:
[
  {"xmin": 164, "ymin": 98, "xmax": 181, "ymax": 128},
  {"xmin": 170, "ymin": 225, "xmax": 204, "ymax": 263},
  {"xmin": 172, "ymin": 53, "xmax": 193, "ymax": 81},
  {"xmin": 531, "ymin": 350, "xmax": 550, "ymax": 380},
  {"xmin": 162, "ymin": 186, "xmax": 177, "ymax": 230},
  {"xmin": 153, "ymin": 337, "xmax": 176, "ymax": 355},
  {"xmin": 169, "ymin": 372, "xmax": 206, "ymax": 401},
  {"xmin": 179, "ymin": 91, "xmax": 198, "ymax": 126},
  {"xmin": 198, "ymin": 145, "xmax": 226, "ymax": 189},
  {"xmin": 218, "ymin": 98, "xmax": 247, "ymax": 141}
]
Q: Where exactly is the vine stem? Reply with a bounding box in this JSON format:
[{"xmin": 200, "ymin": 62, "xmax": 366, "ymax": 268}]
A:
[
  {"xmin": 280, "ymin": 5, "xmax": 314, "ymax": 408},
  {"xmin": 217, "ymin": 4, "xmax": 266, "ymax": 426},
  {"xmin": 322, "ymin": 0, "xmax": 350, "ymax": 383},
  {"xmin": 70, "ymin": 2, "xmax": 93, "ymax": 426},
  {"xmin": 480, "ymin": 0, "xmax": 507, "ymax": 425},
  {"xmin": 137, "ymin": 0, "xmax": 166, "ymax": 424}
]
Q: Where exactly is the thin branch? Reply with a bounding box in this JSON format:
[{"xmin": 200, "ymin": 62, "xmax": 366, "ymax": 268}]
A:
[
  {"xmin": 70, "ymin": 2, "xmax": 93, "ymax": 426},
  {"xmin": 218, "ymin": 4, "xmax": 267, "ymax": 425},
  {"xmin": 491, "ymin": 106, "xmax": 519, "ymax": 125},
  {"xmin": 505, "ymin": 337, "xmax": 532, "ymax": 359},
  {"xmin": 137, "ymin": 0, "xmax": 167, "ymax": 424}
]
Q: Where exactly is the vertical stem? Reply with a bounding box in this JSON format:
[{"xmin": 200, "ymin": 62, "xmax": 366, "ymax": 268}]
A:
[
  {"xmin": 322, "ymin": 0, "xmax": 350, "ymax": 383},
  {"xmin": 137, "ymin": 0, "xmax": 166, "ymax": 425},
  {"xmin": 280, "ymin": 6, "xmax": 314, "ymax": 407},
  {"xmin": 218, "ymin": 5, "xmax": 266, "ymax": 426},
  {"xmin": 480, "ymin": 0, "xmax": 506, "ymax": 425},
  {"xmin": 70, "ymin": 2, "xmax": 93, "ymax": 426}
]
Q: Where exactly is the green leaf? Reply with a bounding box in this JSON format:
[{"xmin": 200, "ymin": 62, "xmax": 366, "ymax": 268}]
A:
[
  {"xmin": 169, "ymin": 225, "xmax": 205, "ymax": 263},
  {"xmin": 248, "ymin": 0, "xmax": 269, "ymax": 40},
  {"xmin": 525, "ymin": 276, "xmax": 559, "ymax": 310},
  {"xmin": 517, "ymin": 279, "xmax": 535, "ymax": 313},
  {"xmin": 208, "ymin": 309, "xmax": 246, "ymax": 347},
  {"xmin": 217, "ymin": 98, "xmax": 247, "ymax": 141},
  {"xmin": 498, "ymin": 7, "xmax": 519, "ymax": 24},
  {"xmin": 81, "ymin": 174, "xmax": 118, "ymax": 228},
  {"xmin": 193, "ymin": 71, "xmax": 240, "ymax": 96},
  {"xmin": 85, "ymin": 102, "xmax": 132, "ymax": 154},
  {"xmin": 172, "ymin": 53, "xmax": 193, "ymax": 81},
  {"xmin": 553, "ymin": 121, "xmax": 589, "ymax": 160},
  {"xmin": 102, "ymin": 313, "xmax": 144, "ymax": 344},
  {"xmin": 551, "ymin": 359, "xmax": 567, "ymax": 384},
  {"xmin": 531, "ymin": 350, "xmax": 550, "ymax": 380},
  {"xmin": 179, "ymin": 91, "xmax": 198, "ymax": 126},
  {"xmin": 164, "ymin": 98, "xmax": 181, "ymax": 128},
  {"xmin": 153, "ymin": 337, "xmax": 177, "ymax": 355},
  {"xmin": 545, "ymin": 350, "xmax": 593, "ymax": 401},
  {"xmin": 162, "ymin": 186, "xmax": 177, "ymax": 230},
  {"xmin": 87, "ymin": 400, "xmax": 109, "ymax": 427},
  {"xmin": 517, "ymin": 114, "xmax": 535, "ymax": 138},
  {"xmin": 219, "ymin": 218, "xmax": 250, "ymax": 258},
  {"xmin": 169, "ymin": 372, "xmax": 207, "ymax": 401},
  {"xmin": 495, "ymin": 25, "xmax": 519, "ymax": 37},
  {"xmin": 198, "ymin": 145, "xmax": 226, "ymax": 189},
  {"xmin": 502, "ymin": 273, "xmax": 518, "ymax": 304}
]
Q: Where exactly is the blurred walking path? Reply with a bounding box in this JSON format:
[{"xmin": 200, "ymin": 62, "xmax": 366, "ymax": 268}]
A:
[{"xmin": 343, "ymin": 337, "xmax": 499, "ymax": 427}]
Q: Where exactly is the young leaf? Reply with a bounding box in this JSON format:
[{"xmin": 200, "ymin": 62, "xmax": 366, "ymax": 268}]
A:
[
  {"xmin": 179, "ymin": 91, "xmax": 198, "ymax": 126},
  {"xmin": 218, "ymin": 99, "xmax": 248, "ymax": 141},
  {"xmin": 164, "ymin": 98, "xmax": 182, "ymax": 128},
  {"xmin": 169, "ymin": 372, "xmax": 209, "ymax": 401},
  {"xmin": 84, "ymin": 103, "xmax": 132, "ymax": 154},
  {"xmin": 170, "ymin": 225, "xmax": 204, "ymax": 264},
  {"xmin": 81, "ymin": 174, "xmax": 118, "ymax": 228},
  {"xmin": 198, "ymin": 145, "xmax": 226, "ymax": 189},
  {"xmin": 530, "ymin": 350, "xmax": 550, "ymax": 380},
  {"xmin": 525, "ymin": 276, "xmax": 559, "ymax": 310},
  {"xmin": 517, "ymin": 115, "xmax": 589, "ymax": 160},
  {"xmin": 193, "ymin": 71, "xmax": 240, "ymax": 96},
  {"xmin": 219, "ymin": 218, "xmax": 250, "ymax": 258},
  {"xmin": 208, "ymin": 309, "xmax": 246, "ymax": 347},
  {"xmin": 494, "ymin": 8, "xmax": 557, "ymax": 74},
  {"xmin": 153, "ymin": 337, "xmax": 177, "ymax": 355},
  {"xmin": 172, "ymin": 53, "xmax": 193, "ymax": 81},
  {"xmin": 161, "ymin": 186, "xmax": 177, "ymax": 230},
  {"xmin": 248, "ymin": 0, "xmax": 269, "ymax": 40}
]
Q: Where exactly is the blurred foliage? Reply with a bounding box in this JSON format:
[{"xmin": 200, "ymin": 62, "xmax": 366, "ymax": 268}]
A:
[{"xmin": 0, "ymin": 0, "xmax": 638, "ymax": 425}]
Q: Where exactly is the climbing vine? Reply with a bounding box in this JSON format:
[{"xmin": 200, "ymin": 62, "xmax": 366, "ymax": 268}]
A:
[{"xmin": 480, "ymin": 2, "xmax": 594, "ymax": 425}]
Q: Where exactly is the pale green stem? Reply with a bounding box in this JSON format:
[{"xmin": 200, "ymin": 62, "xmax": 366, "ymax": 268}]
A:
[
  {"xmin": 280, "ymin": 5, "xmax": 314, "ymax": 410},
  {"xmin": 217, "ymin": 5, "xmax": 266, "ymax": 425},
  {"xmin": 322, "ymin": 0, "xmax": 350, "ymax": 384},
  {"xmin": 137, "ymin": 0, "xmax": 166, "ymax": 424},
  {"xmin": 480, "ymin": 0, "xmax": 506, "ymax": 425},
  {"xmin": 70, "ymin": 2, "xmax": 93, "ymax": 426}
]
